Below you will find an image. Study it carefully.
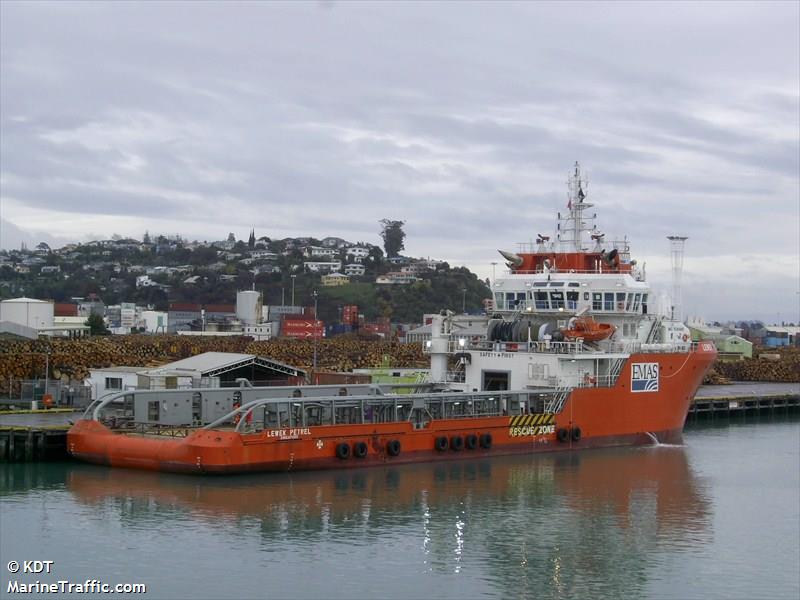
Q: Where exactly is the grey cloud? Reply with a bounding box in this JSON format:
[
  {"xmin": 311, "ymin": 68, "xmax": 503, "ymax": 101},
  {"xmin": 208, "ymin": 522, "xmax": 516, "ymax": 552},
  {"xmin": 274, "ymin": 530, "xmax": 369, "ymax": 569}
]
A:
[{"xmin": 1, "ymin": 1, "xmax": 798, "ymax": 321}]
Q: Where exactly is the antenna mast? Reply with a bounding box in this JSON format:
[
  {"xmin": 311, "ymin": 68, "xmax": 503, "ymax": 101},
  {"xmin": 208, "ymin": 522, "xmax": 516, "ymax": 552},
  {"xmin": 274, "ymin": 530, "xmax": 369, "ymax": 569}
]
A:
[{"xmin": 560, "ymin": 162, "xmax": 594, "ymax": 252}]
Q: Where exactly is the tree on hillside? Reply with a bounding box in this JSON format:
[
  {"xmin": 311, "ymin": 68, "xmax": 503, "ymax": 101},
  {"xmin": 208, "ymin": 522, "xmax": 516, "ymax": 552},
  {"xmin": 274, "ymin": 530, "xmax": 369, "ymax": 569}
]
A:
[{"xmin": 379, "ymin": 219, "xmax": 406, "ymax": 258}]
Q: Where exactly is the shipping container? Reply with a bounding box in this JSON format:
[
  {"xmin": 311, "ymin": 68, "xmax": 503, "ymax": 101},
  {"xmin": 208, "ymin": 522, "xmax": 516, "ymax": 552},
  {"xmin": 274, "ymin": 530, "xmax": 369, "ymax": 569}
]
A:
[
  {"xmin": 282, "ymin": 318, "xmax": 325, "ymax": 339},
  {"xmin": 342, "ymin": 304, "xmax": 359, "ymax": 325},
  {"xmin": 326, "ymin": 324, "xmax": 353, "ymax": 337}
]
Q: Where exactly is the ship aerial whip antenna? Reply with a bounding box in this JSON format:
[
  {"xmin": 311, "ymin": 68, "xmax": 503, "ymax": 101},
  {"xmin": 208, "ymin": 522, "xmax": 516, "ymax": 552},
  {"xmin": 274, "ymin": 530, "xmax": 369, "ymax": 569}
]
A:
[{"xmin": 667, "ymin": 236, "xmax": 688, "ymax": 322}]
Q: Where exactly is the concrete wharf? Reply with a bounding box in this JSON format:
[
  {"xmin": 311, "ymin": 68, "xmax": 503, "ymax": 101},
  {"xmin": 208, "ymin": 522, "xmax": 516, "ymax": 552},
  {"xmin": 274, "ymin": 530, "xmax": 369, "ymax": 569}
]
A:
[
  {"xmin": 0, "ymin": 382, "xmax": 797, "ymax": 462},
  {"xmin": 689, "ymin": 382, "xmax": 799, "ymax": 418}
]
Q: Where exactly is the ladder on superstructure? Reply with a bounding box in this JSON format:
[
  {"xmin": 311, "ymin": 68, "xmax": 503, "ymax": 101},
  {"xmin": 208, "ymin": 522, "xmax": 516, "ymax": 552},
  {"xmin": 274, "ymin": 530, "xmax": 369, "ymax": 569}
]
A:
[
  {"xmin": 607, "ymin": 357, "xmax": 627, "ymax": 386},
  {"xmin": 645, "ymin": 316, "xmax": 663, "ymax": 344},
  {"xmin": 545, "ymin": 385, "xmax": 571, "ymax": 414}
]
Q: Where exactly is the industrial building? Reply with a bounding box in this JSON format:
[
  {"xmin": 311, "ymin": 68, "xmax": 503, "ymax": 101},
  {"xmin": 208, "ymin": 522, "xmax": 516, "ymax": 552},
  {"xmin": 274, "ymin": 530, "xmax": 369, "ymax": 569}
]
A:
[
  {"xmin": 0, "ymin": 297, "xmax": 89, "ymax": 339},
  {"xmin": 763, "ymin": 326, "xmax": 800, "ymax": 347},
  {"xmin": 86, "ymin": 351, "xmax": 307, "ymax": 399},
  {"xmin": 686, "ymin": 318, "xmax": 753, "ymax": 359}
]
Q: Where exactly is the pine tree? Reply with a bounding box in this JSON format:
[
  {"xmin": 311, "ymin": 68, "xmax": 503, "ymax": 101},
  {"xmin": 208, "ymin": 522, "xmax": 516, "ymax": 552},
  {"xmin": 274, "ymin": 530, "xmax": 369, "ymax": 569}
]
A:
[{"xmin": 379, "ymin": 219, "xmax": 406, "ymax": 258}]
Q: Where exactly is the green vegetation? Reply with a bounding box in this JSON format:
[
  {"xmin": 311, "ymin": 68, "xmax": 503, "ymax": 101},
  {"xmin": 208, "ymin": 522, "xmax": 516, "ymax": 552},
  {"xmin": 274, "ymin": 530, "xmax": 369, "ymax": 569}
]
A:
[
  {"xmin": 316, "ymin": 265, "xmax": 489, "ymax": 322},
  {"xmin": 379, "ymin": 219, "xmax": 406, "ymax": 258},
  {"xmin": 0, "ymin": 230, "xmax": 492, "ymax": 323},
  {"xmin": 85, "ymin": 313, "xmax": 110, "ymax": 336}
]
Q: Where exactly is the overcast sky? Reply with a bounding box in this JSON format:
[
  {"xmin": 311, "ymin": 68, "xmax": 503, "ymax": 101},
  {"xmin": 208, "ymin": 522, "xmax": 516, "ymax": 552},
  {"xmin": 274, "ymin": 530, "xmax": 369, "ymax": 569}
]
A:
[{"xmin": 1, "ymin": 1, "xmax": 798, "ymax": 323}]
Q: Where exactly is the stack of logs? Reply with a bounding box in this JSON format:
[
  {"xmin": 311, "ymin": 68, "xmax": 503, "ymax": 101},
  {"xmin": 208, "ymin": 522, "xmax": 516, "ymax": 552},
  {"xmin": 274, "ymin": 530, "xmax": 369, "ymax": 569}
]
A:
[
  {"xmin": 2, "ymin": 336, "xmax": 796, "ymax": 394},
  {"xmin": 0, "ymin": 334, "xmax": 428, "ymax": 395},
  {"xmin": 703, "ymin": 347, "xmax": 800, "ymax": 384}
]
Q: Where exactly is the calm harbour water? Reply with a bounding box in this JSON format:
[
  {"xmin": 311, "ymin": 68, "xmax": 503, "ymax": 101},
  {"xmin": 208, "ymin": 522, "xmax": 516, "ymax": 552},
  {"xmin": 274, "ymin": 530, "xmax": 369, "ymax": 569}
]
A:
[{"xmin": 1, "ymin": 417, "xmax": 798, "ymax": 600}]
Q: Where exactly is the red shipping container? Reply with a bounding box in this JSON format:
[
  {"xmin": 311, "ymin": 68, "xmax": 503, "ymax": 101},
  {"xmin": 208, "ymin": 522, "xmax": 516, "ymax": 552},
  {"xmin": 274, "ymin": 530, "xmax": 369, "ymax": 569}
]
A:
[
  {"xmin": 362, "ymin": 322, "xmax": 391, "ymax": 336},
  {"xmin": 54, "ymin": 303, "xmax": 78, "ymax": 317},
  {"xmin": 342, "ymin": 305, "xmax": 359, "ymax": 325},
  {"xmin": 282, "ymin": 318, "xmax": 324, "ymax": 339}
]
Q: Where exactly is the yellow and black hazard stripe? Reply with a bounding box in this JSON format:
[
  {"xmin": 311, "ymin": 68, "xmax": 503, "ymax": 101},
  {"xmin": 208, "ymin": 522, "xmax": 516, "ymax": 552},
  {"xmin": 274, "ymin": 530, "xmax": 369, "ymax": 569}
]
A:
[{"xmin": 508, "ymin": 414, "xmax": 555, "ymax": 428}]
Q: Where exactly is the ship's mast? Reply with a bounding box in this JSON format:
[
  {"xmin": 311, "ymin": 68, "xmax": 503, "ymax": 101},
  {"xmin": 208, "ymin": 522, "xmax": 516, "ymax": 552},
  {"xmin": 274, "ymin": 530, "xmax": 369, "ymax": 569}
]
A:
[{"xmin": 558, "ymin": 162, "xmax": 595, "ymax": 252}]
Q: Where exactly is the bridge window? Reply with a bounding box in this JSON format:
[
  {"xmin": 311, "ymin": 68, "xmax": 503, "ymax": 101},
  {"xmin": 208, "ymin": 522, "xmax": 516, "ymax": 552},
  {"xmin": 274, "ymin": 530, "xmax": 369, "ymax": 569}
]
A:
[
  {"xmin": 592, "ymin": 293, "xmax": 602, "ymax": 311},
  {"xmin": 494, "ymin": 293, "xmax": 503, "ymax": 309},
  {"xmin": 535, "ymin": 291, "xmax": 549, "ymax": 309},
  {"xmin": 549, "ymin": 291, "xmax": 565, "ymax": 309},
  {"xmin": 633, "ymin": 294, "xmax": 641, "ymax": 312},
  {"xmin": 604, "ymin": 293, "xmax": 614, "ymax": 311},
  {"xmin": 616, "ymin": 293, "xmax": 626, "ymax": 311},
  {"xmin": 625, "ymin": 293, "xmax": 634, "ymax": 311},
  {"xmin": 567, "ymin": 291, "xmax": 579, "ymax": 310},
  {"xmin": 642, "ymin": 294, "xmax": 649, "ymax": 314}
]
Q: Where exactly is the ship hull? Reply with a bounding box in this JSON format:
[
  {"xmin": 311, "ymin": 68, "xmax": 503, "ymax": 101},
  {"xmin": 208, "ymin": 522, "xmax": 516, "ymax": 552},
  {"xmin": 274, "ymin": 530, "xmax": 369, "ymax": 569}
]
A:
[{"xmin": 67, "ymin": 346, "xmax": 716, "ymax": 475}]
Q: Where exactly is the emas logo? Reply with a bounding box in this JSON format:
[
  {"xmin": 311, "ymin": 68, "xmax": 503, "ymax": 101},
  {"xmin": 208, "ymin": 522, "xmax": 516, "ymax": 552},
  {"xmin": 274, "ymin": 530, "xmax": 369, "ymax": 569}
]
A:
[{"xmin": 631, "ymin": 362, "xmax": 659, "ymax": 393}]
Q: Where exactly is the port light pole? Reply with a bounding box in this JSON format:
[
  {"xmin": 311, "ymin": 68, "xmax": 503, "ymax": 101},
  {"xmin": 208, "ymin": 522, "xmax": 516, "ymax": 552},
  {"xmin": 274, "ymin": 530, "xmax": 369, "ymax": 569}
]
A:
[
  {"xmin": 291, "ymin": 275, "xmax": 296, "ymax": 307},
  {"xmin": 312, "ymin": 290, "xmax": 319, "ymax": 372}
]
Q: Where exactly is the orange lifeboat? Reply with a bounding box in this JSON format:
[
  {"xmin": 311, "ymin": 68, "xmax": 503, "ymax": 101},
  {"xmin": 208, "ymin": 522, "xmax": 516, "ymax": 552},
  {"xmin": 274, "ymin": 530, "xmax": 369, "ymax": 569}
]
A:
[{"xmin": 561, "ymin": 316, "xmax": 616, "ymax": 342}]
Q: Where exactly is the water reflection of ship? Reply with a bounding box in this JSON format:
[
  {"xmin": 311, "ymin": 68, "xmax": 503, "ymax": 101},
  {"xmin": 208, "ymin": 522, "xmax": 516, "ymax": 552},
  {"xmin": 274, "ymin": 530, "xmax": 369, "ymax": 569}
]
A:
[
  {"xmin": 61, "ymin": 448, "xmax": 713, "ymax": 596},
  {"xmin": 66, "ymin": 445, "xmax": 709, "ymax": 543}
]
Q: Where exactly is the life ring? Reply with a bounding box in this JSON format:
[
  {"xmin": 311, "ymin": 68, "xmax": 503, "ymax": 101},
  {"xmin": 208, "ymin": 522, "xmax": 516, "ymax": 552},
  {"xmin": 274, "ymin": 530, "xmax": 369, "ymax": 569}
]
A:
[
  {"xmin": 571, "ymin": 427, "xmax": 582, "ymax": 442},
  {"xmin": 387, "ymin": 439, "xmax": 401, "ymax": 456},
  {"xmin": 450, "ymin": 435, "xmax": 464, "ymax": 451},
  {"xmin": 233, "ymin": 414, "xmax": 241, "ymax": 426},
  {"xmin": 479, "ymin": 433, "xmax": 493, "ymax": 449},
  {"xmin": 465, "ymin": 434, "xmax": 478, "ymax": 450},
  {"xmin": 353, "ymin": 441, "xmax": 368, "ymax": 458},
  {"xmin": 556, "ymin": 428, "xmax": 570, "ymax": 443},
  {"xmin": 335, "ymin": 442, "xmax": 351, "ymax": 459},
  {"xmin": 683, "ymin": 334, "xmax": 688, "ymax": 342},
  {"xmin": 583, "ymin": 373, "xmax": 596, "ymax": 385},
  {"xmin": 435, "ymin": 436, "xmax": 448, "ymax": 452}
]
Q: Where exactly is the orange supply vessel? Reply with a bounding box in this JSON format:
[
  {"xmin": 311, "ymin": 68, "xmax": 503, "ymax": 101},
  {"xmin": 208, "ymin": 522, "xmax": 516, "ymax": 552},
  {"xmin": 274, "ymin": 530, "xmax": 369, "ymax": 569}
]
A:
[{"xmin": 68, "ymin": 163, "xmax": 716, "ymax": 474}]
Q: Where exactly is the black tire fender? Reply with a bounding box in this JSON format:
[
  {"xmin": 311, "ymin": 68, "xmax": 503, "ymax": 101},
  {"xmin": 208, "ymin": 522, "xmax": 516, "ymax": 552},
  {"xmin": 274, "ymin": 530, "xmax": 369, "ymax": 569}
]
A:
[
  {"xmin": 336, "ymin": 442, "xmax": 351, "ymax": 459},
  {"xmin": 387, "ymin": 439, "xmax": 401, "ymax": 457},
  {"xmin": 353, "ymin": 441, "xmax": 368, "ymax": 458}
]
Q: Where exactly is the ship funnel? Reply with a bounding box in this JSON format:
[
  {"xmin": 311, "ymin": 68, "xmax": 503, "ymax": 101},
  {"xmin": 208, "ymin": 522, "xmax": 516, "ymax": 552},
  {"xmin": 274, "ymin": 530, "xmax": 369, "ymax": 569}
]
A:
[
  {"xmin": 667, "ymin": 236, "xmax": 688, "ymax": 321},
  {"xmin": 429, "ymin": 313, "xmax": 450, "ymax": 383},
  {"xmin": 498, "ymin": 250, "xmax": 523, "ymax": 267}
]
